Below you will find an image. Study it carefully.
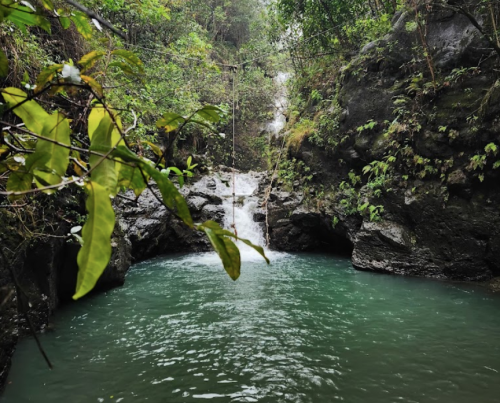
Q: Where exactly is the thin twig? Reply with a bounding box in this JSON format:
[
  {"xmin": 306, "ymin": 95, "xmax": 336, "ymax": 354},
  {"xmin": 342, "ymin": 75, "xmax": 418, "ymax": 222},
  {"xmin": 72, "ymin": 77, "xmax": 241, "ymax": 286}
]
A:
[{"xmin": 0, "ymin": 238, "xmax": 53, "ymax": 369}]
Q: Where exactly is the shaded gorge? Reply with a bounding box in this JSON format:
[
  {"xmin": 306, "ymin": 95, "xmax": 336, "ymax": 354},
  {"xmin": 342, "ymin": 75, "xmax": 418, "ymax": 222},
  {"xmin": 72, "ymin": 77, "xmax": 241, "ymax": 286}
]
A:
[{"xmin": 3, "ymin": 253, "xmax": 500, "ymax": 403}]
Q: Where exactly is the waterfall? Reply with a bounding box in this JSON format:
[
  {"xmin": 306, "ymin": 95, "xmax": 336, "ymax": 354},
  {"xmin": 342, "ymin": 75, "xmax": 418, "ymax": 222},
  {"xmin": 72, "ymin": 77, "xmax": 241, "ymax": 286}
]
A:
[
  {"xmin": 215, "ymin": 173, "xmax": 267, "ymax": 261},
  {"xmin": 267, "ymin": 72, "xmax": 290, "ymax": 137}
]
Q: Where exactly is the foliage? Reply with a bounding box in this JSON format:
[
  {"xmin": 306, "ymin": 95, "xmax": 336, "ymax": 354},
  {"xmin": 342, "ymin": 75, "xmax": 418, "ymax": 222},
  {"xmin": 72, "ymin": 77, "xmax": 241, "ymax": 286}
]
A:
[{"xmin": 0, "ymin": 0, "xmax": 273, "ymax": 300}]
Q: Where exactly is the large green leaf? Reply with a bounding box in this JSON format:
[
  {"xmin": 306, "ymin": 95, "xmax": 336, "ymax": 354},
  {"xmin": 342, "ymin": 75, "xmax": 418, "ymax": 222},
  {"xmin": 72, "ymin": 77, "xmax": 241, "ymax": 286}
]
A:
[
  {"xmin": 59, "ymin": 15, "xmax": 70, "ymax": 29},
  {"xmin": 81, "ymin": 74, "xmax": 103, "ymax": 97},
  {"xmin": 116, "ymin": 159, "xmax": 147, "ymax": 197},
  {"xmin": 88, "ymin": 105, "xmax": 123, "ymax": 146},
  {"xmin": 203, "ymin": 227, "xmax": 241, "ymax": 280},
  {"xmin": 8, "ymin": 6, "xmax": 51, "ymax": 34},
  {"xmin": 78, "ymin": 50, "xmax": 105, "ymax": 72},
  {"xmin": 0, "ymin": 48, "xmax": 8, "ymax": 78},
  {"xmin": 142, "ymin": 163, "xmax": 193, "ymax": 227},
  {"xmin": 70, "ymin": 12, "xmax": 92, "ymax": 39},
  {"xmin": 1, "ymin": 87, "xmax": 49, "ymax": 133},
  {"xmin": 5, "ymin": 152, "xmax": 48, "ymax": 200},
  {"xmin": 33, "ymin": 112, "xmax": 71, "ymax": 191},
  {"xmin": 111, "ymin": 146, "xmax": 193, "ymax": 227},
  {"xmin": 111, "ymin": 49, "xmax": 144, "ymax": 74},
  {"xmin": 108, "ymin": 61, "xmax": 135, "ymax": 76},
  {"xmin": 195, "ymin": 105, "xmax": 224, "ymax": 123},
  {"xmin": 156, "ymin": 112, "xmax": 185, "ymax": 132},
  {"xmin": 199, "ymin": 221, "xmax": 270, "ymax": 264},
  {"xmin": 89, "ymin": 114, "xmax": 118, "ymax": 196},
  {"xmin": 74, "ymin": 181, "xmax": 115, "ymax": 300},
  {"xmin": 35, "ymin": 64, "xmax": 63, "ymax": 93}
]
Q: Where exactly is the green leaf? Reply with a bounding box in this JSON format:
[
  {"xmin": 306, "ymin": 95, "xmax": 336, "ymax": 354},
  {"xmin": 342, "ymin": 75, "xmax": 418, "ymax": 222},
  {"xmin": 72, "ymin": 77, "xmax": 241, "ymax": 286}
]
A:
[
  {"xmin": 6, "ymin": 152, "xmax": 48, "ymax": 200},
  {"xmin": 35, "ymin": 64, "xmax": 63, "ymax": 93},
  {"xmin": 195, "ymin": 105, "xmax": 223, "ymax": 123},
  {"xmin": 59, "ymin": 15, "xmax": 70, "ymax": 29},
  {"xmin": 156, "ymin": 112, "xmax": 185, "ymax": 132},
  {"xmin": 0, "ymin": 48, "xmax": 8, "ymax": 78},
  {"xmin": 187, "ymin": 118, "xmax": 217, "ymax": 133},
  {"xmin": 116, "ymin": 160, "xmax": 147, "ymax": 197},
  {"xmin": 41, "ymin": 0, "xmax": 54, "ymax": 10},
  {"xmin": 111, "ymin": 49, "xmax": 144, "ymax": 74},
  {"xmin": 70, "ymin": 12, "xmax": 92, "ymax": 39},
  {"xmin": 168, "ymin": 166, "xmax": 184, "ymax": 187},
  {"xmin": 8, "ymin": 6, "xmax": 51, "ymax": 34},
  {"xmin": 32, "ymin": 112, "xmax": 71, "ymax": 192},
  {"xmin": 142, "ymin": 164, "xmax": 192, "ymax": 227},
  {"xmin": 199, "ymin": 221, "xmax": 270, "ymax": 264},
  {"xmin": 108, "ymin": 61, "xmax": 136, "ymax": 76},
  {"xmin": 1, "ymin": 87, "xmax": 49, "ymax": 133},
  {"xmin": 81, "ymin": 74, "xmax": 103, "ymax": 97},
  {"xmin": 141, "ymin": 140, "xmax": 163, "ymax": 158},
  {"xmin": 78, "ymin": 51, "xmax": 105, "ymax": 73},
  {"xmin": 111, "ymin": 146, "xmax": 193, "ymax": 227},
  {"xmin": 88, "ymin": 105, "xmax": 123, "ymax": 146},
  {"xmin": 203, "ymin": 227, "xmax": 241, "ymax": 280},
  {"xmin": 73, "ymin": 180, "xmax": 115, "ymax": 300},
  {"xmin": 89, "ymin": 114, "xmax": 118, "ymax": 196}
]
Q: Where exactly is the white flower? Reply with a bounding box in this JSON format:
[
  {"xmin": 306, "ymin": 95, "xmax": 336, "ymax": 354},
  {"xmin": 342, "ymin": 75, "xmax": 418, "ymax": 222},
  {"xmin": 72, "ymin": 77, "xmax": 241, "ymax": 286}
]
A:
[{"xmin": 61, "ymin": 64, "xmax": 82, "ymax": 84}]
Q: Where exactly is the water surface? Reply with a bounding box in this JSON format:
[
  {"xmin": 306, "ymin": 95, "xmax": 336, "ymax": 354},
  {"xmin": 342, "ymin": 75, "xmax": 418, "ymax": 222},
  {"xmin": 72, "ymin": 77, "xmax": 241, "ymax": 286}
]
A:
[{"xmin": 3, "ymin": 253, "xmax": 500, "ymax": 403}]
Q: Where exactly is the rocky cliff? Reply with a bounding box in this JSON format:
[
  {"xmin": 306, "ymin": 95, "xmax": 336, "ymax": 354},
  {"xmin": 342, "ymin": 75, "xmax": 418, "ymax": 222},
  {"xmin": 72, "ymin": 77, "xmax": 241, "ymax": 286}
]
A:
[{"xmin": 265, "ymin": 8, "xmax": 500, "ymax": 282}]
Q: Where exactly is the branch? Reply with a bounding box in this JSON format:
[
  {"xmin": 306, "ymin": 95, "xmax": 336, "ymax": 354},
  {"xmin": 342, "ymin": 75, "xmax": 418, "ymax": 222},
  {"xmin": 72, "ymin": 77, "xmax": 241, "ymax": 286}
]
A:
[{"xmin": 64, "ymin": 0, "xmax": 126, "ymax": 39}]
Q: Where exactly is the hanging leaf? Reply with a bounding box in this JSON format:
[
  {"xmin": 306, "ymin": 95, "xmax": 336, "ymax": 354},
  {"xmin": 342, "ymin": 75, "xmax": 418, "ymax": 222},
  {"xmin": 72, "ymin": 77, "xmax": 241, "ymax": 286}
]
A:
[
  {"xmin": 35, "ymin": 64, "xmax": 63, "ymax": 93},
  {"xmin": 41, "ymin": 0, "xmax": 54, "ymax": 10},
  {"xmin": 199, "ymin": 221, "xmax": 270, "ymax": 264},
  {"xmin": 7, "ymin": 6, "xmax": 51, "ymax": 34},
  {"xmin": 70, "ymin": 12, "xmax": 92, "ymax": 39},
  {"xmin": 6, "ymin": 152, "xmax": 49, "ymax": 200},
  {"xmin": 1, "ymin": 87, "xmax": 49, "ymax": 133},
  {"xmin": 116, "ymin": 160, "xmax": 147, "ymax": 197},
  {"xmin": 73, "ymin": 180, "xmax": 115, "ymax": 300},
  {"xmin": 195, "ymin": 105, "xmax": 224, "ymax": 123},
  {"xmin": 142, "ymin": 164, "xmax": 193, "ymax": 227},
  {"xmin": 108, "ymin": 61, "xmax": 136, "ymax": 76},
  {"xmin": 0, "ymin": 49, "xmax": 8, "ymax": 78},
  {"xmin": 59, "ymin": 15, "xmax": 70, "ymax": 29},
  {"xmin": 202, "ymin": 227, "xmax": 241, "ymax": 280},
  {"xmin": 88, "ymin": 104, "xmax": 123, "ymax": 147},
  {"xmin": 111, "ymin": 145, "xmax": 193, "ymax": 227},
  {"xmin": 156, "ymin": 112, "xmax": 185, "ymax": 132},
  {"xmin": 141, "ymin": 140, "xmax": 164, "ymax": 166},
  {"xmin": 111, "ymin": 49, "xmax": 144, "ymax": 74},
  {"xmin": 32, "ymin": 112, "xmax": 71, "ymax": 192},
  {"xmin": 89, "ymin": 114, "xmax": 118, "ymax": 196},
  {"xmin": 81, "ymin": 74, "xmax": 103, "ymax": 97},
  {"xmin": 188, "ymin": 118, "xmax": 217, "ymax": 134},
  {"xmin": 78, "ymin": 51, "xmax": 105, "ymax": 73}
]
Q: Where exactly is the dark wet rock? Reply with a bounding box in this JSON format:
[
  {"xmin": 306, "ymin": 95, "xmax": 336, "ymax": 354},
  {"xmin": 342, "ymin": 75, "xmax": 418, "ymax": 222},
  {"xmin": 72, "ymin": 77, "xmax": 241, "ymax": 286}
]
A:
[{"xmin": 266, "ymin": 5, "xmax": 500, "ymax": 283}]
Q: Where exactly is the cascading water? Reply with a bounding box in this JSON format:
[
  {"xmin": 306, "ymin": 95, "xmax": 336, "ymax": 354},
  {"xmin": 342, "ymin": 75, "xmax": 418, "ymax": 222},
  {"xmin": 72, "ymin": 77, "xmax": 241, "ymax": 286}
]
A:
[
  {"xmin": 267, "ymin": 72, "xmax": 290, "ymax": 137},
  {"xmin": 215, "ymin": 172, "xmax": 268, "ymax": 261}
]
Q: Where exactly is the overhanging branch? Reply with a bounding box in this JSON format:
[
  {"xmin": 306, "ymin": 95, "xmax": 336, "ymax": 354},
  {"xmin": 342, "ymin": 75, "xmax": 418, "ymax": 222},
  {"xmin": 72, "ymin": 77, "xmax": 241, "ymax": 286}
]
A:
[{"xmin": 64, "ymin": 0, "xmax": 126, "ymax": 40}]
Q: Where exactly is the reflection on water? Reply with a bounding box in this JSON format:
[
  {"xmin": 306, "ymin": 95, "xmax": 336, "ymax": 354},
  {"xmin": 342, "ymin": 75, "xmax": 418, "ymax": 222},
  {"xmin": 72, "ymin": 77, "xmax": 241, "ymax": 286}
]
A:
[{"xmin": 3, "ymin": 253, "xmax": 500, "ymax": 403}]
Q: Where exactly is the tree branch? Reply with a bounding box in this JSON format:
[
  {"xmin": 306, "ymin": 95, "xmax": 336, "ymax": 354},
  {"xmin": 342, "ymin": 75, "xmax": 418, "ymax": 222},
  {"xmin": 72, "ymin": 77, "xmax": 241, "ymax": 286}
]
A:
[{"xmin": 64, "ymin": 0, "xmax": 126, "ymax": 39}]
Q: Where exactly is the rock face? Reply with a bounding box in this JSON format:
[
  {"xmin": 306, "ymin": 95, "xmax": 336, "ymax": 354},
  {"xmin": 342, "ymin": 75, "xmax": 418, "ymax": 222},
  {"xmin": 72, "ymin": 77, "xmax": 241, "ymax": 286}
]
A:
[
  {"xmin": 267, "ymin": 7, "xmax": 500, "ymax": 282},
  {"xmin": 0, "ymin": 175, "xmax": 225, "ymax": 392}
]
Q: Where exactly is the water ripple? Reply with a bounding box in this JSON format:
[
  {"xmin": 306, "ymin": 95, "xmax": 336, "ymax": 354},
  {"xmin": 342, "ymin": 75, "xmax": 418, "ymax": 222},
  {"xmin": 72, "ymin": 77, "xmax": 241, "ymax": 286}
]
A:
[{"xmin": 3, "ymin": 253, "xmax": 500, "ymax": 403}]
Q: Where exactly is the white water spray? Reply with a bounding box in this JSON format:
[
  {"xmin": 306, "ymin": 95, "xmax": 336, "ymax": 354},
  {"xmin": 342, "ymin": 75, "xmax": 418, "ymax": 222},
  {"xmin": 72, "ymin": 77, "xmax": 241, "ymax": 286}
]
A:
[{"xmin": 215, "ymin": 173, "xmax": 267, "ymax": 261}]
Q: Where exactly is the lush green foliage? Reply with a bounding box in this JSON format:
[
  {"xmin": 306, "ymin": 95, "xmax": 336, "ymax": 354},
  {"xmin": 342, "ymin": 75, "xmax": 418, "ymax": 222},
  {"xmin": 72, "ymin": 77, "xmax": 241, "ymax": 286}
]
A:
[{"xmin": 0, "ymin": 0, "xmax": 274, "ymax": 299}]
